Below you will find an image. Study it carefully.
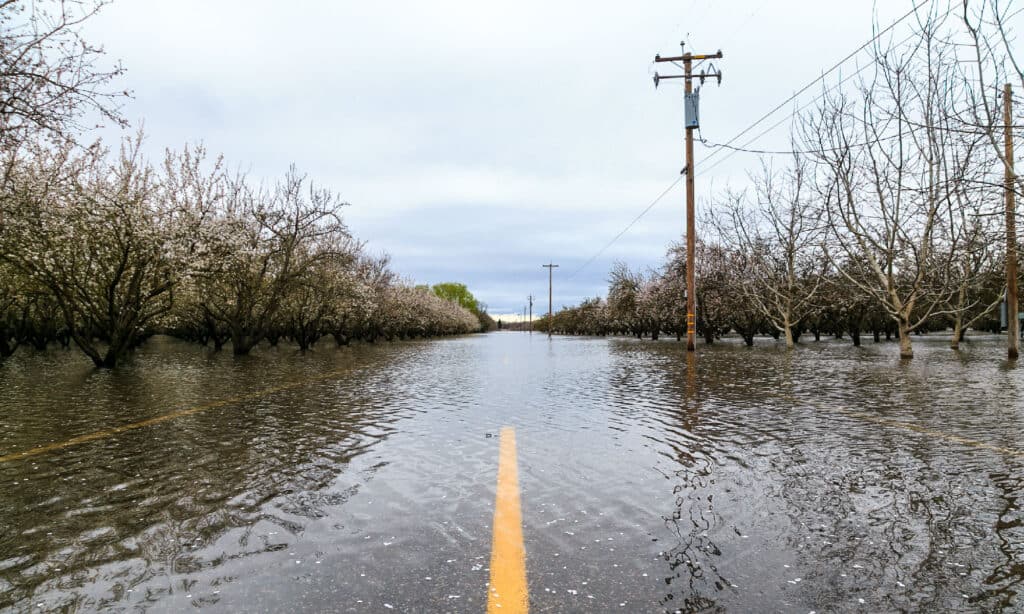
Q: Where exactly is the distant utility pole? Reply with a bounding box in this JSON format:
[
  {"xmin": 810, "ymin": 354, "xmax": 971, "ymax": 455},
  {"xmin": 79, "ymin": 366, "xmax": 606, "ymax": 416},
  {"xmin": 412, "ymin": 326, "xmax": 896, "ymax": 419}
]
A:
[
  {"xmin": 654, "ymin": 43, "xmax": 723, "ymax": 353},
  {"xmin": 542, "ymin": 263, "xmax": 559, "ymax": 338},
  {"xmin": 528, "ymin": 294, "xmax": 534, "ymax": 334},
  {"xmin": 1006, "ymin": 83, "xmax": 1018, "ymax": 360}
]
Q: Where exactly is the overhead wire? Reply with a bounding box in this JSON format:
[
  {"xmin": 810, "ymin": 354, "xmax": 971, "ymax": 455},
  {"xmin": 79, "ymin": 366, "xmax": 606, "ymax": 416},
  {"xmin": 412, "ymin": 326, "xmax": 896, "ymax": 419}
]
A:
[
  {"xmin": 698, "ymin": 127, "xmax": 1022, "ymax": 157},
  {"xmin": 700, "ymin": 1, "xmax": 961, "ymax": 174},
  {"xmin": 566, "ymin": 0, "xmax": 953, "ymax": 280},
  {"xmin": 698, "ymin": 0, "xmax": 936, "ymax": 167},
  {"xmin": 698, "ymin": 61, "xmax": 875, "ymax": 172},
  {"xmin": 566, "ymin": 175, "xmax": 684, "ymax": 279},
  {"xmin": 701, "ymin": 2, "xmax": 963, "ymax": 173}
]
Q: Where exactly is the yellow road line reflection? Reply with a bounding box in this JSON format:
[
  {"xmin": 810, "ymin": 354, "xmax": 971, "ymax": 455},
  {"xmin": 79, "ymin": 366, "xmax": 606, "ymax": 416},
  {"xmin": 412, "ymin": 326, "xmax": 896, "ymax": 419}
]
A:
[
  {"xmin": 0, "ymin": 367, "xmax": 351, "ymax": 464},
  {"xmin": 487, "ymin": 426, "xmax": 528, "ymax": 613}
]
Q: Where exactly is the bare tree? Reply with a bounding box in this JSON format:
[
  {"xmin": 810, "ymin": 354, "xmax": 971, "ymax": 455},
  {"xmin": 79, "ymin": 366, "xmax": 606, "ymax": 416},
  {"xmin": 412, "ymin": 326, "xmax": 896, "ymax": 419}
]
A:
[
  {"xmin": 654, "ymin": 245, "xmax": 688, "ymax": 340},
  {"xmin": 963, "ymin": 0, "xmax": 1024, "ymax": 195},
  {"xmin": 710, "ymin": 155, "xmax": 825, "ymax": 348},
  {"xmin": 940, "ymin": 156, "xmax": 1005, "ymax": 348},
  {"xmin": 693, "ymin": 241, "xmax": 731, "ymax": 344},
  {"xmin": 804, "ymin": 12, "xmax": 970, "ymax": 358}
]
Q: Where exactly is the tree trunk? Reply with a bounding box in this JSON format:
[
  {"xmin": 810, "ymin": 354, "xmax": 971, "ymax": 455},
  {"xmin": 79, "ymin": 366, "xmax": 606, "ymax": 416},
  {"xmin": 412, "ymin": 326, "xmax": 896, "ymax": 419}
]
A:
[
  {"xmin": 0, "ymin": 335, "xmax": 16, "ymax": 358},
  {"xmin": 231, "ymin": 331, "xmax": 259, "ymax": 355},
  {"xmin": 783, "ymin": 324, "xmax": 794, "ymax": 349},
  {"xmin": 873, "ymin": 329, "xmax": 881, "ymax": 343},
  {"xmin": 203, "ymin": 312, "xmax": 224, "ymax": 351},
  {"xmin": 69, "ymin": 329, "xmax": 116, "ymax": 368},
  {"xmin": 898, "ymin": 321, "xmax": 914, "ymax": 359},
  {"xmin": 950, "ymin": 316, "xmax": 963, "ymax": 350},
  {"xmin": 98, "ymin": 349, "xmax": 118, "ymax": 368}
]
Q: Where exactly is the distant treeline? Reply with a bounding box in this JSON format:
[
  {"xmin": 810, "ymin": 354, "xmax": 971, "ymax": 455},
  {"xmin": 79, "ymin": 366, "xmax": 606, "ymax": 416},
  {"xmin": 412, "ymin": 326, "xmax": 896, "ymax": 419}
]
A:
[
  {"xmin": 533, "ymin": 239, "xmax": 1005, "ymax": 347},
  {"xmin": 499, "ymin": 320, "xmax": 536, "ymax": 332},
  {"xmin": 0, "ymin": 139, "xmax": 491, "ymax": 367}
]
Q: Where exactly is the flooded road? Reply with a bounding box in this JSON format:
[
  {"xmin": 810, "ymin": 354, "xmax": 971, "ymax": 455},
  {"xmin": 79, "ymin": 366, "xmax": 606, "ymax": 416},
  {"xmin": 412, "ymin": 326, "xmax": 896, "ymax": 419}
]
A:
[{"xmin": 2, "ymin": 332, "xmax": 1024, "ymax": 612}]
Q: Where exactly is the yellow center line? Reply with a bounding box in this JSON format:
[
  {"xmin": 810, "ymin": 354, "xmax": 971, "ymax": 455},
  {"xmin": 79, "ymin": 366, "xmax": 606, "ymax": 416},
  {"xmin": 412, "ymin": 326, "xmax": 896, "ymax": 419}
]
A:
[
  {"xmin": 487, "ymin": 426, "xmax": 528, "ymax": 613},
  {"xmin": 0, "ymin": 367, "xmax": 352, "ymax": 464}
]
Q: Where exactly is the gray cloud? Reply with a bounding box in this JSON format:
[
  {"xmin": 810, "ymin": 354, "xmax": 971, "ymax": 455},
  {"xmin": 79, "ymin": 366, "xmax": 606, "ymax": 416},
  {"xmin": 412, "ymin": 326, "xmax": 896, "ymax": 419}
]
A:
[{"xmin": 85, "ymin": 0, "xmax": 918, "ymax": 313}]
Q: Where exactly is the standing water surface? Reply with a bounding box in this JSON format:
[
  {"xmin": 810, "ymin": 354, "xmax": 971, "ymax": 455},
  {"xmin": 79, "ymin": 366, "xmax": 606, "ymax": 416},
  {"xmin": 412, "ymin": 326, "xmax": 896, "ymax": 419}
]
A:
[{"xmin": 1, "ymin": 332, "xmax": 1024, "ymax": 612}]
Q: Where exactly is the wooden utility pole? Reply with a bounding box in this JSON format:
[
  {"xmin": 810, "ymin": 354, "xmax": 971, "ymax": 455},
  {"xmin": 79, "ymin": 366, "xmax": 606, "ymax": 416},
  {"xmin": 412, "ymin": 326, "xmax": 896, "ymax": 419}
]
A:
[
  {"xmin": 654, "ymin": 44, "xmax": 723, "ymax": 352},
  {"xmin": 528, "ymin": 294, "xmax": 534, "ymax": 333},
  {"xmin": 1006, "ymin": 83, "xmax": 1019, "ymax": 360},
  {"xmin": 542, "ymin": 263, "xmax": 558, "ymax": 338}
]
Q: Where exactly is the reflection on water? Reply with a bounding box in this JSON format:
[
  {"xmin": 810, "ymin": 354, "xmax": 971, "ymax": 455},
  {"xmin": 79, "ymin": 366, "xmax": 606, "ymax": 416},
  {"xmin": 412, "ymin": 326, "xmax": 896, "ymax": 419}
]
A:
[{"xmin": 2, "ymin": 333, "xmax": 1023, "ymax": 611}]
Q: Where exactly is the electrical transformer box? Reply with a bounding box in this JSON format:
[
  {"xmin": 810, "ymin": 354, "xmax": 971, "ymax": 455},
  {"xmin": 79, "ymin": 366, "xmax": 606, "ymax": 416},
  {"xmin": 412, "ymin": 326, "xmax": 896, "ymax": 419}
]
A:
[{"xmin": 684, "ymin": 91, "xmax": 700, "ymax": 128}]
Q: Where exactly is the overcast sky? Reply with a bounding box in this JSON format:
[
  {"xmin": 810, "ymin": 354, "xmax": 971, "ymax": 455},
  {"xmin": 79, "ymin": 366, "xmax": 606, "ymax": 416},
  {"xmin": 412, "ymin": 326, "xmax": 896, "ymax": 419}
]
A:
[{"xmin": 84, "ymin": 1, "xmax": 924, "ymax": 318}]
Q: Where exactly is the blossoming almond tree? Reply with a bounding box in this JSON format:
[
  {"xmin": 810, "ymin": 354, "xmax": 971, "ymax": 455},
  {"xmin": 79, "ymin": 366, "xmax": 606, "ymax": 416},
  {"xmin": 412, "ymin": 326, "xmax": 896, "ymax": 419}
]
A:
[{"xmin": 1, "ymin": 136, "xmax": 200, "ymax": 367}]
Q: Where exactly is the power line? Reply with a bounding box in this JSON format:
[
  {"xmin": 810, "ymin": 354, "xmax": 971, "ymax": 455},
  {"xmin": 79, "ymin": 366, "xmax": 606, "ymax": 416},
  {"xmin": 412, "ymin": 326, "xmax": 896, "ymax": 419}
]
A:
[
  {"xmin": 699, "ymin": 0, "xmax": 935, "ymax": 166},
  {"xmin": 700, "ymin": 2, "xmax": 959, "ymax": 174},
  {"xmin": 700, "ymin": 123, "xmax": 1024, "ymax": 157},
  {"xmin": 699, "ymin": 135, "xmax": 863, "ymax": 156},
  {"xmin": 699, "ymin": 61, "xmax": 874, "ymax": 172},
  {"xmin": 697, "ymin": 120, "xmax": 1024, "ymax": 157},
  {"xmin": 566, "ymin": 0, "xmax": 947, "ymax": 280},
  {"xmin": 565, "ymin": 175, "xmax": 684, "ymax": 279}
]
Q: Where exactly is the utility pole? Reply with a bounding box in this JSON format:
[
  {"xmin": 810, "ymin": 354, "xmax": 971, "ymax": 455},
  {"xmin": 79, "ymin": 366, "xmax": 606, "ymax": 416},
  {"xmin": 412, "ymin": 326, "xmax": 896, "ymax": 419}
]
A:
[
  {"xmin": 654, "ymin": 43, "xmax": 723, "ymax": 353},
  {"xmin": 527, "ymin": 294, "xmax": 534, "ymax": 333},
  {"xmin": 1006, "ymin": 83, "xmax": 1018, "ymax": 360},
  {"xmin": 542, "ymin": 263, "xmax": 558, "ymax": 338}
]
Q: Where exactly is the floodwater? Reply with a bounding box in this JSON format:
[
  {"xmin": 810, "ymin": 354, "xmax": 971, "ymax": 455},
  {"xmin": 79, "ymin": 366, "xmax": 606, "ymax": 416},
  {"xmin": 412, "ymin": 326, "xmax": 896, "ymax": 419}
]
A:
[{"xmin": 1, "ymin": 332, "xmax": 1024, "ymax": 613}]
